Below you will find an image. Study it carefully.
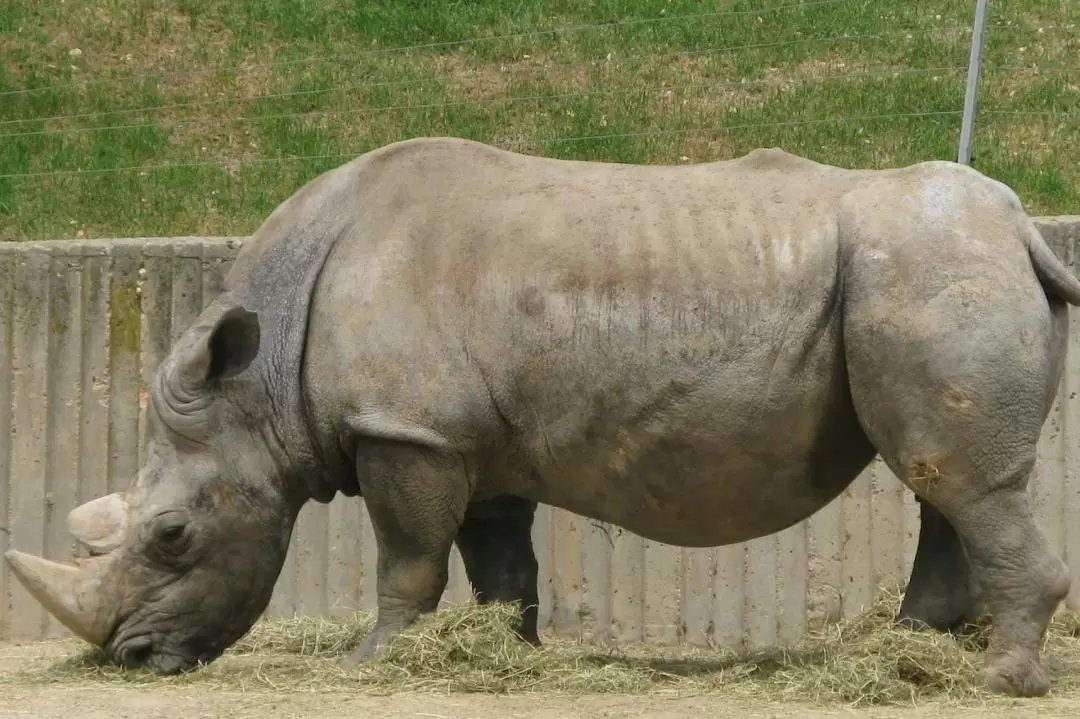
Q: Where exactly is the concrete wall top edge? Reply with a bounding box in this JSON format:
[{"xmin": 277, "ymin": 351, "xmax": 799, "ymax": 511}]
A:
[
  {"xmin": 0, "ymin": 216, "xmax": 1076, "ymax": 259},
  {"xmin": 0, "ymin": 236, "xmax": 248, "ymax": 258},
  {"xmin": 1035, "ymin": 215, "xmax": 1080, "ymax": 223}
]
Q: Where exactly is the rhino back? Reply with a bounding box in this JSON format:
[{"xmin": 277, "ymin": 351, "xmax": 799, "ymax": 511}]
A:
[{"xmin": 300, "ymin": 139, "xmax": 881, "ymax": 545}]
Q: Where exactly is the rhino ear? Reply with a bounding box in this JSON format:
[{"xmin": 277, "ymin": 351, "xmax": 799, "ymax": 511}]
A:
[{"xmin": 175, "ymin": 304, "xmax": 261, "ymax": 391}]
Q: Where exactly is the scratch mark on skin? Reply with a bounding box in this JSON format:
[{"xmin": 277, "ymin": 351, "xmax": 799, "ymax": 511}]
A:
[
  {"xmin": 909, "ymin": 456, "xmax": 944, "ymax": 498},
  {"xmin": 756, "ymin": 297, "xmax": 797, "ymax": 421},
  {"xmin": 472, "ymin": 356, "xmax": 511, "ymax": 436},
  {"xmin": 945, "ymin": 385, "xmax": 973, "ymax": 410},
  {"xmin": 530, "ymin": 402, "xmax": 560, "ymax": 470}
]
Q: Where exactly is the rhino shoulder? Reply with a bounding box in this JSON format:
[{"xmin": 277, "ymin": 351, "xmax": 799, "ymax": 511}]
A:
[{"xmin": 356, "ymin": 136, "xmax": 517, "ymax": 177}]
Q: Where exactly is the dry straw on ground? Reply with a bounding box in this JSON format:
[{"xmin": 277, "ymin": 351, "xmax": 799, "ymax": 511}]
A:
[{"xmin": 7, "ymin": 587, "xmax": 1080, "ymax": 706}]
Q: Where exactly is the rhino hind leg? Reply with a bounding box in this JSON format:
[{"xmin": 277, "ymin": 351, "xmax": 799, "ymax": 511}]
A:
[
  {"xmin": 454, "ymin": 495, "xmax": 541, "ymax": 645},
  {"xmin": 843, "ymin": 246, "xmax": 1072, "ymax": 696},
  {"xmin": 852, "ymin": 386, "xmax": 1069, "ymax": 698},
  {"xmin": 848, "ymin": 359, "xmax": 1070, "ymax": 698},
  {"xmin": 342, "ymin": 443, "xmax": 470, "ymax": 667},
  {"xmin": 898, "ymin": 499, "xmax": 979, "ymax": 633}
]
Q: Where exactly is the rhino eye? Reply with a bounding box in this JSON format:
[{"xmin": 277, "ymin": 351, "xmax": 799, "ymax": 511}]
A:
[
  {"xmin": 146, "ymin": 510, "xmax": 194, "ymax": 559},
  {"xmin": 160, "ymin": 524, "xmax": 185, "ymax": 542},
  {"xmin": 153, "ymin": 520, "xmax": 190, "ymax": 554}
]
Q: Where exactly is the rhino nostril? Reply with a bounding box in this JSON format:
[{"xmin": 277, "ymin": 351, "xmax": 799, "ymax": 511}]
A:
[{"xmin": 119, "ymin": 637, "xmax": 153, "ymax": 668}]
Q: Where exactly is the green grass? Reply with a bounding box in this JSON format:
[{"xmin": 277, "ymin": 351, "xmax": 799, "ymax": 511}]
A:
[{"xmin": 0, "ymin": 0, "xmax": 1077, "ymax": 240}]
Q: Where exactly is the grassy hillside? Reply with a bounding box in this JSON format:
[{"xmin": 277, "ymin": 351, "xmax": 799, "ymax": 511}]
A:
[{"xmin": 0, "ymin": 0, "xmax": 1076, "ymax": 240}]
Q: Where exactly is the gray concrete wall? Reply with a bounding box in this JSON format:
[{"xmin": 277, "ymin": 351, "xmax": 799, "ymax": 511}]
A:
[{"xmin": 2, "ymin": 219, "xmax": 1080, "ymax": 645}]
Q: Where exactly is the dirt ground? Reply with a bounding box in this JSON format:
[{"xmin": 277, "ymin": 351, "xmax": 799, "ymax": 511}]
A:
[{"xmin": 3, "ymin": 640, "xmax": 1080, "ymax": 719}]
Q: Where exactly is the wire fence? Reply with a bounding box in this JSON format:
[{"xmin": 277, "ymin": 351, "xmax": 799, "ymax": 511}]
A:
[{"xmin": 0, "ymin": 0, "xmax": 1076, "ymax": 239}]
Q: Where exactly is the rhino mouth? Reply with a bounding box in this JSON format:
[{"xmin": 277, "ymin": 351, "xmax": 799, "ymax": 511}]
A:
[
  {"xmin": 110, "ymin": 634, "xmax": 205, "ymax": 675},
  {"xmin": 106, "ymin": 618, "xmax": 225, "ymax": 675},
  {"xmin": 112, "ymin": 634, "xmax": 155, "ymax": 669}
]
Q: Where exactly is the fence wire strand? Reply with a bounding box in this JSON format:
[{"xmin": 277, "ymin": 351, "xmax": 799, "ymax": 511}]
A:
[{"xmin": 984, "ymin": 110, "xmax": 1080, "ymax": 118}]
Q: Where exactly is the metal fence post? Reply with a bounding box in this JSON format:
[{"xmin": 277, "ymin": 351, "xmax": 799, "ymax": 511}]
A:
[{"xmin": 958, "ymin": 0, "xmax": 991, "ymax": 165}]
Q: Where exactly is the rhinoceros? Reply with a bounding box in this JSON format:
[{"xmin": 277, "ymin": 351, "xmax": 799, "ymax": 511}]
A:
[{"xmin": 6, "ymin": 138, "xmax": 1079, "ymax": 697}]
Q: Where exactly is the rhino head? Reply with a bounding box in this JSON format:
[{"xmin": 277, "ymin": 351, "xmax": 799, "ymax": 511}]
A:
[{"xmin": 4, "ymin": 297, "xmax": 303, "ymax": 674}]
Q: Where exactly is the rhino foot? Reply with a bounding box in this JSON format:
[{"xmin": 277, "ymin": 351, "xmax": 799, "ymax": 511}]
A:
[
  {"xmin": 982, "ymin": 649, "xmax": 1050, "ymax": 698},
  {"xmin": 342, "ymin": 625, "xmax": 398, "ymax": 667}
]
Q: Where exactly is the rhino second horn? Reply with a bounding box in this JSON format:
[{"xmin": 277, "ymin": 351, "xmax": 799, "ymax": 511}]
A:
[
  {"xmin": 67, "ymin": 492, "xmax": 128, "ymax": 555},
  {"xmin": 3, "ymin": 550, "xmax": 112, "ymax": 646}
]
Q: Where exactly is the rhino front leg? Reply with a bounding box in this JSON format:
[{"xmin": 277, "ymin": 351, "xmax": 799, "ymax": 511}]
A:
[
  {"xmin": 899, "ymin": 498, "xmax": 979, "ymax": 632},
  {"xmin": 454, "ymin": 495, "xmax": 541, "ymax": 645},
  {"xmin": 343, "ymin": 443, "xmax": 469, "ymax": 667}
]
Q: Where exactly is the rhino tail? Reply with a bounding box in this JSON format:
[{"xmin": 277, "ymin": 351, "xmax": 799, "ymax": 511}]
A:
[{"xmin": 1024, "ymin": 220, "xmax": 1080, "ymax": 306}]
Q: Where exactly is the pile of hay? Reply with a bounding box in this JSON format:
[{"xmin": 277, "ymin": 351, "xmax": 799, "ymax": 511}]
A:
[{"xmin": 8, "ymin": 587, "xmax": 1080, "ymax": 706}]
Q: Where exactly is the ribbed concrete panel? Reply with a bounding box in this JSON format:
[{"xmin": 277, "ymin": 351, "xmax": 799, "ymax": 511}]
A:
[
  {"xmin": 0, "ymin": 248, "xmax": 12, "ymax": 640},
  {"xmin": 7, "ymin": 245, "xmax": 51, "ymax": 639},
  {"xmin": 2, "ymin": 218, "xmax": 1079, "ymax": 644}
]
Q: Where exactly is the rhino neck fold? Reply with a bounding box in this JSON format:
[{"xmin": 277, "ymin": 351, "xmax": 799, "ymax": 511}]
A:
[{"xmin": 224, "ymin": 166, "xmax": 359, "ymax": 505}]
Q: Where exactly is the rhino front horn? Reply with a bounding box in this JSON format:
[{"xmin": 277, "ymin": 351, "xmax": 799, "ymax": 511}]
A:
[
  {"xmin": 3, "ymin": 550, "xmax": 113, "ymax": 646},
  {"xmin": 68, "ymin": 492, "xmax": 129, "ymax": 554}
]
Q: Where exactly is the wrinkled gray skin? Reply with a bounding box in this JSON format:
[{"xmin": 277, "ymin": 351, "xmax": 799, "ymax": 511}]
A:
[{"xmin": 6, "ymin": 139, "xmax": 1079, "ymax": 697}]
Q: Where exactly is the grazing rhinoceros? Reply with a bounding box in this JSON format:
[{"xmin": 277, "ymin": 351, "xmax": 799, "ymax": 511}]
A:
[{"xmin": 6, "ymin": 138, "xmax": 1078, "ymax": 697}]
